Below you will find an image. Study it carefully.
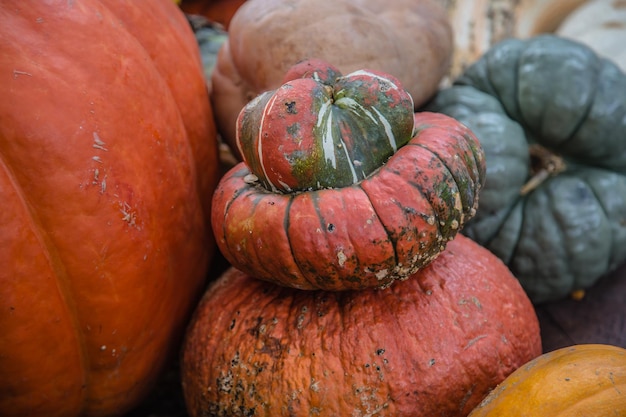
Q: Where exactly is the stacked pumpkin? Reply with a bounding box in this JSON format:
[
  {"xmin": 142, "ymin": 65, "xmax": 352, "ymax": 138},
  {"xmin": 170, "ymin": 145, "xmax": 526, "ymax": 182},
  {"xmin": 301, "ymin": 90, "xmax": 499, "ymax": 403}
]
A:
[{"xmin": 180, "ymin": 1, "xmax": 544, "ymax": 415}]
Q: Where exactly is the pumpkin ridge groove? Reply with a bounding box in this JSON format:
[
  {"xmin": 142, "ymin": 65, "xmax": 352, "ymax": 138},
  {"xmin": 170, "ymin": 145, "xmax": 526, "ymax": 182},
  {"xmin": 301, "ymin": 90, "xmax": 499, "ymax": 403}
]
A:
[
  {"xmin": 577, "ymin": 173, "xmax": 613, "ymax": 225},
  {"xmin": 310, "ymin": 190, "xmax": 348, "ymax": 288},
  {"xmin": 407, "ymin": 179, "xmax": 445, "ymax": 240},
  {"xmin": 484, "ymin": 40, "xmax": 523, "ymax": 122},
  {"xmin": 408, "ymin": 141, "xmax": 470, "ymax": 222},
  {"xmin": 507, "ymin": 192, "xmax": 577, "ymax": 296},
  {"xmin": 218, "ymin": 168, "xmax": 256, "ymax": 265},
  {"xmin": 286, "ymin": 191, "xmax": 335, "ymax": 289},
  {"xmin": 551, "ymin": 60, "xmax": 626, "ymax": 168},
  {"xmin": 550, "ymin": 103, "xmax": 593, "ymax": 158},
  {"xmin": 482, "ymin": 198, "xmax": 525, "ymax": 267},
  {"xmin": 544, "ymin": 178, "xmax": 578, "ymax": 289},
  {"xmin": 504, "ymin": 197, "xmax": 528, "ymax": 278},
  {"xmin": 283, "ymin": 193, "xmax": 306, "ymax": 285},
  {"xmin": 0, "ymin": 157, "xmax": 91, "ymax": 410},
  {"xmin": 357, "ymin": 182, "xmax": 399, "ymax": 269},
  {"xmin": 479, "ymin": 198, "xmax": 521, "ymax": 249}
]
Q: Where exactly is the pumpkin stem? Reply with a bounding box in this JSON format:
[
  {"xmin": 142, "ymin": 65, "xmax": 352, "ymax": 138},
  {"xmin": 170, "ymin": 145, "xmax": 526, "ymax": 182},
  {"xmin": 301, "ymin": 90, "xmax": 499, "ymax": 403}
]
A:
[{"xmin": 520, "ymin": 144, "xmax": 566, "ymax": 196}]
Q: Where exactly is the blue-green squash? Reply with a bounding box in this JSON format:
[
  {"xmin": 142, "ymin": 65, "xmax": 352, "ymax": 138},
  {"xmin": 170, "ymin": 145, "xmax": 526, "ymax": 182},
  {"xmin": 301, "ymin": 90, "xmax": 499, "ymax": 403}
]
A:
[{"xmin": 426, "ymin": 34, "xmax": 626, "ymax": 303}]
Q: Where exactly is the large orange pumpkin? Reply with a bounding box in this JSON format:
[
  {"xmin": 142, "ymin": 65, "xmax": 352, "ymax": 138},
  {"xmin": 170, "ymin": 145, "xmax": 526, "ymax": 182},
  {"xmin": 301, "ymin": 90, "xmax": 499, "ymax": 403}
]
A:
[
  {"xmin": 181, "ymin": 235, "xmax": 542, "ymax": 416},
  {"xmin": 0, "ymin": 1, "xmax": 220, "ymax": 416}
]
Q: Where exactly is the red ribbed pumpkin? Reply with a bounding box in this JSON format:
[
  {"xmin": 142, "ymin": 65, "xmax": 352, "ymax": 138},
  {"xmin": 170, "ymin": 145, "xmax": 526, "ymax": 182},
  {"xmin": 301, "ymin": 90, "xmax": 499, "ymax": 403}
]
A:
[
  {"xmin": 211, "ymin": 61, "xmax": 486, "ymax": 291},
  {"xmin": 181, "ymin": 234, "xmax": 542, "ymax": 417},
  {"xmin": 0, "ymin": 1, "xmax": 220, "ymax": 416}
]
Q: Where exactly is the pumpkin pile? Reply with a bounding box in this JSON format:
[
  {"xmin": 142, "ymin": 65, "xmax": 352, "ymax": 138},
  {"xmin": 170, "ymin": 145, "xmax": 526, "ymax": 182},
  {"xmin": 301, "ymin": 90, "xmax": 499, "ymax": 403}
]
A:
[
  {"xmin": 5, "ymin": 0, "xmax": 626, "ymax": 416},
  {"xmin": 181, "ymin": 52, "xmax": 543, "ymax": 415}
]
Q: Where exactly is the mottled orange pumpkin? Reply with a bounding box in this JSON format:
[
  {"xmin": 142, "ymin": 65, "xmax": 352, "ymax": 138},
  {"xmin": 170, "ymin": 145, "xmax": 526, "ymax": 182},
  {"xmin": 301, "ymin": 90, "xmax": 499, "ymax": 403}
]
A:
[
  {"xmin": 0, "ymin": 1, "xmax": 220, "ymax": 416},
  {"xmin": 181, "ymin": 234, "xmax": 542, "ymax": 417}
]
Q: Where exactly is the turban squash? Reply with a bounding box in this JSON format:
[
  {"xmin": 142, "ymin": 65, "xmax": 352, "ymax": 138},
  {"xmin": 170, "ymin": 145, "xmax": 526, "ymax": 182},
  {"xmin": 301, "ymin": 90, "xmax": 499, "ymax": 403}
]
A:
[
  {"xmin": 468, "ymin": 344, "xmax": 626, "ymax": 416},
  {"xmin": 0, "ymin": 1, "xmax": 220, "ymax": 416},
  {"xmin": 182, "ymin": 234, "xmax": 542, "ymax": 417},
  {"xmin": 209, "ymin": 0, "xmax": 453, "ymax": 157},
  {"xmin": 211, "ymin": 60, "xmax": 486, "ymax": 291},
  {"xmin": 426, "ymin": 35, "xmax": 626, "ymax": 303}
]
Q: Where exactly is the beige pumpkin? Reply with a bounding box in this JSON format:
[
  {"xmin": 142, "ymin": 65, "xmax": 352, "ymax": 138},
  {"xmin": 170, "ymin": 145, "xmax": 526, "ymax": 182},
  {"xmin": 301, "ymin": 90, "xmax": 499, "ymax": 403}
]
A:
[
  {"xmin": 437, "ymin": 0, "xmax": 590, "ymax": 80},
  {"xmin": 556, "ymin": 0, "xmax": 626, "ymax": 71},
  {"xmin": 210, "ymin": 0, "xmax": 453, "ymax": 157}
]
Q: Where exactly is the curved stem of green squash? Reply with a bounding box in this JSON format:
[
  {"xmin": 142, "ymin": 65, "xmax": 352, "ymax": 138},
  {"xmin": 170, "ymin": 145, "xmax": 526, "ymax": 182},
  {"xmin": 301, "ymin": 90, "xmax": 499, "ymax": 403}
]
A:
[{"xmin": 519, "ymin": 144, "xmax": 566, "ymax": 196}]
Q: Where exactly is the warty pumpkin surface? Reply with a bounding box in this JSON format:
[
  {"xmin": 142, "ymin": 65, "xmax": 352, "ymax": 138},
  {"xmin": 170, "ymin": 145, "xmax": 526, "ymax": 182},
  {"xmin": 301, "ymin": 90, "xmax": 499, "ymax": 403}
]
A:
[
  {"xmin": 0, "ymin": 1, "xmax": 220, "ymax": 416},
  {"xmin": 181, "ymin": 234, "xmax": 542, "ymax": 417},
  {"xmin": 212, "ymin": 85, "xmax": 485, "ymax": 291},
  {"xmin": 426, "ymin": 34, "xmax": 626, "ymax": 303},
  {"xmin": 210, "ymin": 0, "xmax": 453, "ymax": 157},
  {"xmin": 468, "ymin": 343, "xmax": 626, "ymax": 416}
]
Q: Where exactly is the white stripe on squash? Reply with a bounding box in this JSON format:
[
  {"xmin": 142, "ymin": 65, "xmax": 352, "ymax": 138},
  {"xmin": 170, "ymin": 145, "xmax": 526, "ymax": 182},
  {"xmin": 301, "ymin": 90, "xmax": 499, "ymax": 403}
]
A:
[
  {"xmin": 372, "ymin": 106, "xmax": 398, "ymax": 151},
  {"xmin": 346, "ymin": 69, "xmax": 401, "ymax": 92},
  {"xmin": 259, "ymin": 91, "xmax": 280, "ymax": 192},
  {"xmin": 317, "ymin": 98, "xmax": 336, "ymax": 169},
  {"xmin": 336, "ymin": 97, "xmax": 398, "ymax": 152}
]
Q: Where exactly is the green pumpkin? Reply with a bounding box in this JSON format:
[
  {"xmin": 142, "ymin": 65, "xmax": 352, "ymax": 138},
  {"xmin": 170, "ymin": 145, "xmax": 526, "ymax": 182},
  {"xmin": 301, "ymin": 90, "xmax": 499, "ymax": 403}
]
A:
[
  {"xmin": 186, "ymin": 14, "xmax": 228, "ymax": 84},
  {"xmin": 426, "ymin": 34, "xmax": 626, "ymax": 303}
]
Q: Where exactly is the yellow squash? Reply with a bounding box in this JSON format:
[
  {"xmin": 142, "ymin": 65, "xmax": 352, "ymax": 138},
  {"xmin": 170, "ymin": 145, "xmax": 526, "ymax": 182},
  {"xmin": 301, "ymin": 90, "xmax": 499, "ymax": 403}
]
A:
[{"xmin": 469, "ymin": 344, "xmax": 626, "ymax": 416}]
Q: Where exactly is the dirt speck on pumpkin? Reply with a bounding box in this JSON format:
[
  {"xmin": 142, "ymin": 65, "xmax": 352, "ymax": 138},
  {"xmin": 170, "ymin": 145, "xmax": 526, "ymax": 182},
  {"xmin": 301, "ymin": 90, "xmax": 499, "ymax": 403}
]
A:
[
  {"xmin": 375, "ymin": 269, "xmax": 388, "ymax": 281},
  {"xmin": 337, "ymin": 250, "xmax": 347, "ymax": 266},
  {"xmin": 309, "ymin": 378, "xmax": 320, "ymax": 392}
]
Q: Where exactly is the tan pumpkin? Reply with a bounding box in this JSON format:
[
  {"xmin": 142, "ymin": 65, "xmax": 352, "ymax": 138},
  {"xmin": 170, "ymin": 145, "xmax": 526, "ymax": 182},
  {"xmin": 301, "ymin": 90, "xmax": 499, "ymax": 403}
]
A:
[
  {"xmin": 0, "ymin": 1, "xmax": 220, "ymax": 416},
  {"xmin": 556, "ymin": 0, "xmax": 626, "ymax": 71},
  {"xmin": 468, "ymin": 344, "xmax": 626, "ymax": 416},
  {"xmin": 437, "ymin": 0, "xmax": 589, "ymax": 80},
  {"xmin": 210, "ymin": 0, "xmax": 453, "ymax": 157},
  {"xmin": 181, "ymin": 234, "xmax": 542, "ymax": 416}
]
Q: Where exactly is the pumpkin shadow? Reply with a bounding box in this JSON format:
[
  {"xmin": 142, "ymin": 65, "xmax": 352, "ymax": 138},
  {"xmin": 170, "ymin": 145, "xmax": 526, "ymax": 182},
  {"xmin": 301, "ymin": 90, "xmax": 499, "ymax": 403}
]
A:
[{"xmin": 537, "ymin": 261, "xmax": 626, "ymax": 353}]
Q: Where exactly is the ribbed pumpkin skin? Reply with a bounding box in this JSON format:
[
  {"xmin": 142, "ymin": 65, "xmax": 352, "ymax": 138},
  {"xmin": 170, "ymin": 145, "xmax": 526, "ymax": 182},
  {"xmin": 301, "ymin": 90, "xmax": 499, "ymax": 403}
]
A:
[
  {"xmin": 0, "ymin": 1, "xmax": 219, "ymax": 416},
  {"xmin": 426, "ymin": 34, "xmax": 626, "ymax": 303},
  {"xmin": 468, "ymin": 344, "xmax": 626, "ymax": 416},
  {"xmin": 181, "ymin": 234, "xmax": 542, "ymax": 417},
  {"xmin": 236, "ymin": 62, "xmax": 415, "ymax": 192},
  {"xmin": 212, "ymin": 111, "xmax": 485, "ymax": 290}
]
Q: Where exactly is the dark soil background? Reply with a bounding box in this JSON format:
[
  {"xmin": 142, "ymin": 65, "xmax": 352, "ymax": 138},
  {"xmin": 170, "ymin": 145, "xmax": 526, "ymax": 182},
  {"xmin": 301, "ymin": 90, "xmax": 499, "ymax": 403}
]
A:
[{"xmin": 125, "ymin": 252, "xmax": 626, "ymax": 417}]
